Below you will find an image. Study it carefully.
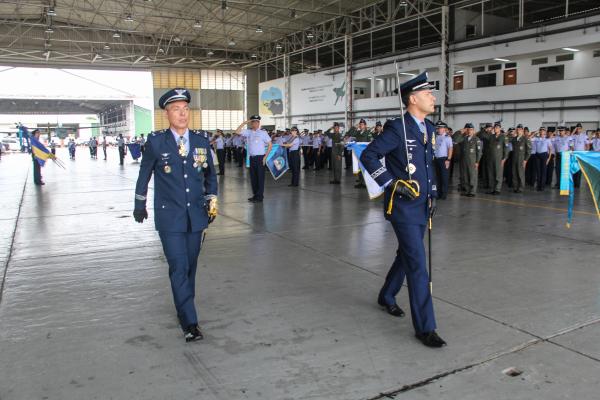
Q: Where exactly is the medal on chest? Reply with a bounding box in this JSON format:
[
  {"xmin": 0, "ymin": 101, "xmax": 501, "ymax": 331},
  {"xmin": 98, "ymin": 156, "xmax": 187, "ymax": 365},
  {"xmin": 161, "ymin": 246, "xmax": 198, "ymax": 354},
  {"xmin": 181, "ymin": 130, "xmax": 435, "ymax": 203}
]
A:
[{"xmin": 193, "ymin": 147, "xmax": 208, "ymax": 170}]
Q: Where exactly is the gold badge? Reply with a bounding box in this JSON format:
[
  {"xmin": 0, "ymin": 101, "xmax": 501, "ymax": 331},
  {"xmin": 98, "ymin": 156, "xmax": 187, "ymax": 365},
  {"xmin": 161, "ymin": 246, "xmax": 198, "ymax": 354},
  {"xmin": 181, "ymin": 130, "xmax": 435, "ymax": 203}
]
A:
[
  {"xmin": 164, "ymin": 165, "xmax": 172, "ymax": 173},
  {"xmin": 432, "ymin": 134, "xmax": 436, "ymax": 146}
]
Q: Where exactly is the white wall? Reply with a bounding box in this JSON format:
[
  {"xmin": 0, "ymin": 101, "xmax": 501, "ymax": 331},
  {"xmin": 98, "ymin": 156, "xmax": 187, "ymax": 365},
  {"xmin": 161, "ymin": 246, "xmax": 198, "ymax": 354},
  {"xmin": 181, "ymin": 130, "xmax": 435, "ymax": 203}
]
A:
[{"xmin": 258, "ymin": 14, "xmax": 600, "ymax": 131}]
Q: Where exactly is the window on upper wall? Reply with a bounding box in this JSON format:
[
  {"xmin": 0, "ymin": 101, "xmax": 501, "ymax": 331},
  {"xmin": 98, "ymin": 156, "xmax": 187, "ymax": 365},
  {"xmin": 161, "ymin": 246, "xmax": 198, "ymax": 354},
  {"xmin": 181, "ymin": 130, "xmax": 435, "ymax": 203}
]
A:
[
  {"xmin": 532, "ymin": 57, "xmax": 548, "ymax": 65},
  {"xmin": 594, "ymin": 50, "xmax": 600, "ymax": 57},
  {"xmin": 476, "ymin": 73, "xmax": 496, "ymax": 88},
  {"xmin": 539, "ymin": 65, "xmax": 564, "ymax": 82},
  {"xmin": 488, "ymin": 64, "xmax": 501, "ymax": 71},
  {"xmin": 556, "ymin": 53, "xmax": 574, "ymax": 62},
  {"xmin": 505, "ymin": 62, "xmax": 517, "ymax": 69},
  {"xmin": 472, "ymin": 66, "xmax": 485, "ymax": 73},
  {"xmin": 200, "ymin": 70, "xmax": 245, "ymax": 90}
]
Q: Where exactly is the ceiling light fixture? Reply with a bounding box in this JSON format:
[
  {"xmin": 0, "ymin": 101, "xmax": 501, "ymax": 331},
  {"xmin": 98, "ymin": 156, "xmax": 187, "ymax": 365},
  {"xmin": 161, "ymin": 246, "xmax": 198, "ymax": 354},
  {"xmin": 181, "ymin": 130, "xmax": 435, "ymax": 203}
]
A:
[
  {"xmin": 251, "ymin": 53, "xmax": 257, "ymax": 58},
  {"xmin": 158, "ymin": 47, "xmax": 164, "ymax": 53},
  {"xmin": 47, "ymin": 7, "xmax": 56, "ymax": 16},
  {"xmin": 112, "ymin": 31, "xmax": 121, "ymax": 38},
  {"xmin": 275, "ymin": 43, "xmax": 282, "ymax": 50},
  {"xmin": 173, "ymin": 36, "xmax": 181, "ymax": 42},
  {"xmin": 104, "ymin": 43, "xmax": 110, "ymax": 50},
  {"xmin": 125, "ymin": 14, "xmax": 134, "ymax": 22},
  {"xmin": 399, "ymin": 72, "xmax": 416, "ymax": 76},
  {"xmin": 561, "ymin": 47, "xmax": 580, "ymax": 52},
  {"xmin": 493, "ymin": 58, "xmax": 510, "ymax": 62},
  {"xmin": 207, "ymin": 50, "xmax": 214, "ymax": 56},
  {"xmin": 45, "ymin": 26, "xmax": 54, "ymax": 34},
  {"xmin": 193, "ymin": 20, "xmax": 202, "ymax": 28},
  {"xmin": 255, "ymin": 26, "xmax": 263, "ymax": 33},
  {"xmin": 306, "ymin": 31, "xmax": 314, "ymax": 39},
  {"xmin": 400, "ymin": 1, "xmax": 408, "ymax": 6},
  {"xmin": 228, "ymin": 38, "xmax": 236, "ymax": 46},
  {"xmin": 454, "ymin": 70, "xmax": 464, "ymax": 74}
]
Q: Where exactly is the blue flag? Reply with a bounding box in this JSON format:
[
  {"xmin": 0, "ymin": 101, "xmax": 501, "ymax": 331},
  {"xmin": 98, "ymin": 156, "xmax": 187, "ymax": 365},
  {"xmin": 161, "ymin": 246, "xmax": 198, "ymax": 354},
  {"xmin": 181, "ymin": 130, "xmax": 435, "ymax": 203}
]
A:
[
  {"xmin": 265, "ymin": 144, "xmax": 289, "ymax": 180},
  {"xmin": 30, "ymin": 135, "xmax": 52, "ymax": 167},
  {"xmin": 560, "ymin": 151, "xmax": 600, "ymax": 227},
  {"xmin": 127, "ymin": 143, "xmax": 142, "ymax": 160}
]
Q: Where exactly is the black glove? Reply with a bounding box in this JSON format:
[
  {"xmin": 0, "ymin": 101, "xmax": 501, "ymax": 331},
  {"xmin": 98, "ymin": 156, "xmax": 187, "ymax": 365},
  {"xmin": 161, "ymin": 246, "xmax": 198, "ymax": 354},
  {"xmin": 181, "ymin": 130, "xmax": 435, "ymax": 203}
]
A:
[
  {"xmin": 133, "ymin": 208, "xmax": 148, "ymax": 223},
  {"xmin": 391, "ymin": 179, "xmax": 419, "ymax": 200},
  {"xmin": 429, "ymin": 197, "xmax": 437, "ymax": 219}
]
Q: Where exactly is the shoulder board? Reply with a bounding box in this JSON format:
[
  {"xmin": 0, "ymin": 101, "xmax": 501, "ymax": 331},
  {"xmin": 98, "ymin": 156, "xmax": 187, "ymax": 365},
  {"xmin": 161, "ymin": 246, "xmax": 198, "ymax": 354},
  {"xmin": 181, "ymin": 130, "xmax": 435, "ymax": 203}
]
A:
[
  {"xmin": 150, "ymin": 130, "xmax": 166, "ymax": 137},
  {"xmin": 192, "ymin": 130, "xmax": 209, "ymax": 138}
]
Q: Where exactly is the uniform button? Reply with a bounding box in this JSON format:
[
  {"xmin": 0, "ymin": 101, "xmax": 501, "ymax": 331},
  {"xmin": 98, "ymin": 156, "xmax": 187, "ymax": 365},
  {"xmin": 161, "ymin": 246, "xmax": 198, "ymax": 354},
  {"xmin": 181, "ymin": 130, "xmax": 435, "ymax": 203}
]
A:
[
  {"xmin": 162, "ymin": 205, "xmax": 165, "ymax": 209},
  {"xmin": 187, "ymin": 202, "xmax": 190, "ymax": 207},
  {"xmin": 428, "ymin": 179, "xmax": 431, "ymax": 182},
  {"xmin": 183, "ymin": 160, "xmax": 187, "ymax": 164},
  {"xmin": 186, "ymin": 188, "xmax": 190, "ymax": 193},
  {"xmin": 184, "ymin": 174, "xmax": 188, "ymax": 178}
]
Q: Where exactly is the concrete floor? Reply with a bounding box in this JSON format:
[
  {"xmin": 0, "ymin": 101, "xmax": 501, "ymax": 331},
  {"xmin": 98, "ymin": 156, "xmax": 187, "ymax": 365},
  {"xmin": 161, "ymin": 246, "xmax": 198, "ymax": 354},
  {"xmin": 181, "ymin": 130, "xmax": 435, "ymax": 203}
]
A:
[{"xmin": 0, "ymin": 148, "xmax": 599, "ymax": 400}]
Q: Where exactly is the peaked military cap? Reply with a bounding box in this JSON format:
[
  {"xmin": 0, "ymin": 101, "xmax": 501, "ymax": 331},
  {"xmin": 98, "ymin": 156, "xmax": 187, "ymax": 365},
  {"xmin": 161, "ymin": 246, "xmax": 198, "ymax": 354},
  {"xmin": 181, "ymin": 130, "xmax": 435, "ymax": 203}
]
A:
[
  {"xmin": 464, "ymin": 123, "xmax": 474, "ymax": 129},
  {"xmin": 158, "ymin": 88, "xmax": 191, "ymax": 109},
  {"xmin": 436, "ymin": 120, "xmax": 448, "ymax": 128},
  {"xmin": 249, "ymin": 115, "xmax": 261, "ymax": 121},
  {"xmin": 375, "ymin": 121, "xmax": 382, "ymax": 127},
  {"xmin": 359, "ymin": 118, "xmax": 367, "ymax": 124}
]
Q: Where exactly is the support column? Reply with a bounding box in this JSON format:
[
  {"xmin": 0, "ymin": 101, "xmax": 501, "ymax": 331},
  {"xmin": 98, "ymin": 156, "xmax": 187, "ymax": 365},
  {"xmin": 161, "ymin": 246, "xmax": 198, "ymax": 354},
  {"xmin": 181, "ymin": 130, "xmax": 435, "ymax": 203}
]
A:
[
  {"xmin": 440, "ymin": 2, "xmax": 449, "ymax": 121},
  {"xmin": 284, "ymin": 53, "xmax": 291, "ymax": 129},
  {"xmin": 344, "ymin": 34, "xmax": 353, "ymax": 129}
]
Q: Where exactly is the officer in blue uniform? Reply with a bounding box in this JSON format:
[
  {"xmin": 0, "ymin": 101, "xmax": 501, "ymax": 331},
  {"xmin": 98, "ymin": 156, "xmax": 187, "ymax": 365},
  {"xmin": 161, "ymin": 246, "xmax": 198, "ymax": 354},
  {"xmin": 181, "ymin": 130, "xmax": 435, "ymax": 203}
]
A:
[
  {"xmin": 433, "ymin": 120, "xmax": 453, "ymax": 199},
  {"xmin": 360, "ymin": 72, "xmax": 446, "ymax": 348},
  {"xmin": 133, "ymin": 88, "xmax": 218, "ymax": 343},
  {"xmin": 234, "ymin": 115, "xmax": 272, "ymax": 202}
]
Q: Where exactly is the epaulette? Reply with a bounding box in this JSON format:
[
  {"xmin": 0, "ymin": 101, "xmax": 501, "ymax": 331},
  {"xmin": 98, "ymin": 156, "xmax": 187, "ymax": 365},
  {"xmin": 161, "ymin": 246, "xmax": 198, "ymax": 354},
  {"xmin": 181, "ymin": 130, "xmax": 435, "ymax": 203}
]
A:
[{"xmin": 150, "ymin": 129, "xmax": 166, "ymax": 137}]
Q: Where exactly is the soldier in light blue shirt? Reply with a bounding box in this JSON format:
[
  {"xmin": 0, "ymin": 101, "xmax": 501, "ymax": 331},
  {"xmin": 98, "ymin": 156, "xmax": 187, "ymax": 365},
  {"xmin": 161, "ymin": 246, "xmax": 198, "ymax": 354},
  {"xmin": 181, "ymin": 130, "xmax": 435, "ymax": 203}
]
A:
[
  {"xmin": 211, "ymin": 130, "xmax": 225, "ymax": 175},
  {"xmin": 570, "ymin": 123, "xmax": 589, "ymax": 187},
  {"xmin": 592, "ymin": 130, "xmax": 600, "ymax": 151},
  {"xmin": 552, "ymin": 126, "xmax": 571, "ymax": 188},
  {"xmin": 532, "ymin": 128, "xmax": 553, "ymax": 191},
  {"xmin": 281, "ymin": 127, "xmax": 301, "ymax": 186},
  {"xmin": 433, "ymin": 121, "xmax": 453, "ymax": 199},
  {"xmin": 235, "ymin": 115, "xmax": 272, "ymax": 202},
  {"xmin": 311, "ymin": 132, "xmax": 322, "ymax": 170}
]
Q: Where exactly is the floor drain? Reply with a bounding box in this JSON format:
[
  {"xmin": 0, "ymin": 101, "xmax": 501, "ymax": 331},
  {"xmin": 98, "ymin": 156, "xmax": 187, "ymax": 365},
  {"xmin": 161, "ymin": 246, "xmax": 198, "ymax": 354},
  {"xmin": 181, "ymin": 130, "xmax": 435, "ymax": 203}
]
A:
[{"xmin": 502, "ymin": 367, "xmax": 523, "ymax": 377}]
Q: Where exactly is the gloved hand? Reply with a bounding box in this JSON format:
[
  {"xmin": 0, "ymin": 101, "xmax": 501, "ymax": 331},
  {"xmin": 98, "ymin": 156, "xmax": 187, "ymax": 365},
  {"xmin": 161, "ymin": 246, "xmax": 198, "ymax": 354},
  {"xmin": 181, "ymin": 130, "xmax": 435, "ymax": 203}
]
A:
[
  {"xmin": 206, "ymin": 195, "xmax": 218, "ymax": 224},
  {"xmin": 429, "ymin": 197, "xmax": 437, "ymax": 219},
  {"xmin": 133, "ymin": 208, "xmax": 148, "ymax": 223},
  {"xmin": 391, "ymin": 179, "xmax": 420, "ymax": 200}
]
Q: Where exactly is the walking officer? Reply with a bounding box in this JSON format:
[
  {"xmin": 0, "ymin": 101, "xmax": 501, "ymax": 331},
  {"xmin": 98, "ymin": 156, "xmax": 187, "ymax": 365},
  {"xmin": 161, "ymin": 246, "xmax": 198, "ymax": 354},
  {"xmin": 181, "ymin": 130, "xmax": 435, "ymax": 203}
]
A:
[
  {"xmin": 234, "ymin": 115, "xmax": 272, "ymax": 203},
  {"xmin": 511, "ymin": 124, "xmax": 532, "ymax": 193},
  {"xmin": 324, "ymin": 122, "xmax": 344, "ymax": 184},
  {"xmin": 360, "ymin": 72, "xmax": 445, "ymax": 348},
  {"xmin": 132, "ymin": 88, "xmax": 218, "ymax": 342},
  {"xmin": 461, "ymin": 123, "xmax": 482, "ymax": 197},
  {"xmin": 433, "ymin": 120, "xmax": 453, "ymax": 199}
]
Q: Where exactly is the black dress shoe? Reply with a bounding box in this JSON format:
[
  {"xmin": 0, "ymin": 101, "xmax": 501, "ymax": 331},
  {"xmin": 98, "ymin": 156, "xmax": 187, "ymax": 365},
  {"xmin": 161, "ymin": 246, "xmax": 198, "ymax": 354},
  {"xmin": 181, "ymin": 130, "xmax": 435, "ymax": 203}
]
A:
[
  {"xmin": 466, "ymin": 193, "xmax": 475, "ymax": 197},
  {"xmin": 486, "ymin": 191, "xmax": 495, "ymax": 195},
  {"xmin": 248, "ymin": 197, "xmax": 256, "ymax": 202},
  {"xmin": 377, "ymin": 297, "xmax": 405, "ymax": 317},
  {"xmin": 493, "ymin": 191, "xmax": 501, "ymax": 195},
  {"xmin": 185, "ymin": 325, "xmax": 204, "ymax": 342},
  {"xmin": 253, "ymin": 198, "xmax": 263, "ymax": 203},
  {"xmin": 415, "ymin": 331, "xmax": 446, "ymax": 348}
]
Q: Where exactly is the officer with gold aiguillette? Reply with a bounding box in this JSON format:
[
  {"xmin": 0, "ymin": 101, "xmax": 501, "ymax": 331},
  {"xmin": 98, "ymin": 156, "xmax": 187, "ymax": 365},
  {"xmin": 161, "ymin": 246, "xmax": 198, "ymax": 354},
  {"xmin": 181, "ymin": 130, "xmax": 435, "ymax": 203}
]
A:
[
  {"xmin": 360, "ymin": 72, "xmax": 446, "ymax": 348},
  {"xmin": 133, "ymin": 88, "xmax": 218, "ymax": 343}
]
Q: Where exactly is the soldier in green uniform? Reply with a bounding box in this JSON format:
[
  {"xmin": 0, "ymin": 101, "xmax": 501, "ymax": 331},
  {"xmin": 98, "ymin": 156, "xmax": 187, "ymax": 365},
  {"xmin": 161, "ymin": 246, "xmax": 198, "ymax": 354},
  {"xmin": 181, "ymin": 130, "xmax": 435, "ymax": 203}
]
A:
[
  {"xmin": 346, "ymin": 118, "xmax": 373, "ymax": 188},
  {"xmin": 478, "ymin": 123, "xmax": 493, "ymax": 190},
  {"xmin": 452, "ymin": 127, "xmax": 466, "ymax": 192},
  {"xmin": 460, "ymin": 123, "xmax": 482, "ymax": 197},
  {"xmin": 324, "ymin": 122, "xmax": 345, "ymax": 184},
  {"xmin": 482, "ymin": 121, "xmax": 508, "ymax": 195},
  {"xmin": 511, "ymin": 124, "xmax": 531, "ymax": 193}
]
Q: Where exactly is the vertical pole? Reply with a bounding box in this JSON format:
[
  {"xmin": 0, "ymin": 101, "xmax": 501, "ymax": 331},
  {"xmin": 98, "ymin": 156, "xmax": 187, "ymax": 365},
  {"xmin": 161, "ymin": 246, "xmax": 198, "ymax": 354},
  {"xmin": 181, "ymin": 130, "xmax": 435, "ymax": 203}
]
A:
[
  {"xmin": 283, "ymin": 53, "xmax": 290, "ymax": 130},
  {"xmin": 565, "ymin": 0, "xmax": 569, "ymax": 18},
  {"xmin": 344, "ymin": 34, "xmax": 349, "ymax": 129},
  {"xmin": 518, "ymin": 0, "xmax": 524, "ymax": 29},
  {"xmin": 481, "ymin": 1, "xmax": 484, "ymax": 36},
  {"xmin": 440, "ymin": 2, "xmax": 449, "ymax": 121}
]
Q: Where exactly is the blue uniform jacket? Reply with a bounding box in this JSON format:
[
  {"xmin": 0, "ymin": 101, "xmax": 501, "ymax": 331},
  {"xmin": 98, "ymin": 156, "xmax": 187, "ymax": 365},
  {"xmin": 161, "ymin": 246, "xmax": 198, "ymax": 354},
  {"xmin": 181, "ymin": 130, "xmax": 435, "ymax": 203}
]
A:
[
  {"xmin": 360, "ymin": 112, "xmax": 437, "ymax": 226},
  {"xmin": 134, "ymin": 129, "xmax": 218, "ymax": 233}
]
